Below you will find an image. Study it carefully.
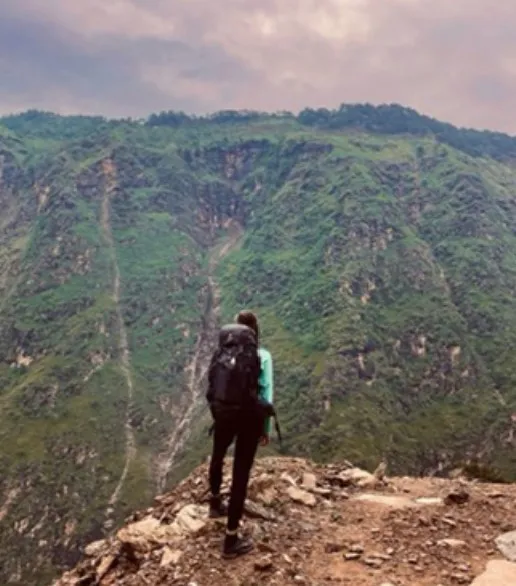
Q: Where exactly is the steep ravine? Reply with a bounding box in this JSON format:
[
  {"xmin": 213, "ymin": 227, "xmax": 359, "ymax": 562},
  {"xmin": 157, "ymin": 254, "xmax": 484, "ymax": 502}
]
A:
[
  {"xmin": 100, "ymin": 159, "xmax": 137, "ymax": 525},
  {"xmin": 155, "ymin": 225, "xmax": 243, "ymax": 493}
]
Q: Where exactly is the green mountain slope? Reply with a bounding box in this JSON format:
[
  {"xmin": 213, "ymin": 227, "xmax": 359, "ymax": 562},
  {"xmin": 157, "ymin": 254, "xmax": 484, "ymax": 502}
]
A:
[{"xmin": 2, "ymin": 106, "xmax": 516, "ymax": 584}]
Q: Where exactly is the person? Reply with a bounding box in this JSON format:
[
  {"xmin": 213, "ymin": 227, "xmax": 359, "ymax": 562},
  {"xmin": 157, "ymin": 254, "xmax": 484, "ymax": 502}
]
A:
[{"xmin": 207, "ymin": 310, "xmax": 274, "ymax": 559}]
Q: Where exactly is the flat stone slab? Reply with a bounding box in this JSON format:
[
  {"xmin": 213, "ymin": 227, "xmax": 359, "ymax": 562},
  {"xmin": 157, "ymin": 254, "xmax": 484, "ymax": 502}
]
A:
[
  {"xmin": 353, "ymin": 493, "xmax": 444, "ymax": 509},
  {"xmin": 470, "ymin": 560, "xmax": 516, "ymax": 585},
  {"xmin": 353, "ymin": 494, "xmax": 418, "ymax": 509},
  {"xmin": 414, "ymin": 496, "xmax": 444, "ymax": 505}
]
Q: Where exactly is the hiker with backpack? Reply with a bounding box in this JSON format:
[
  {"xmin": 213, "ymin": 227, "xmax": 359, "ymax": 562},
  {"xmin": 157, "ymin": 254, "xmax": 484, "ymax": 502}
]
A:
[{"xmin": 206, "ymin": 310, "xmax": 276, "ymax": 558}]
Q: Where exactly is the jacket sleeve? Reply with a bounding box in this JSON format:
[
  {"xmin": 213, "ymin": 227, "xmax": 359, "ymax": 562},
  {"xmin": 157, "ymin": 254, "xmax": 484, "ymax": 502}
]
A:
[{"xmin": 260, "ymin": 350, "xmax": 274, "ymax": 435}]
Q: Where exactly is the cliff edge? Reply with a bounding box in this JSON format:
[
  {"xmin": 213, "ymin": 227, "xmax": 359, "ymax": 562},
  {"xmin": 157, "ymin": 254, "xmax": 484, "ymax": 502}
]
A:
[{"xmin": 53, "ymin": 457, "xmax": 516, "ymax": 586}]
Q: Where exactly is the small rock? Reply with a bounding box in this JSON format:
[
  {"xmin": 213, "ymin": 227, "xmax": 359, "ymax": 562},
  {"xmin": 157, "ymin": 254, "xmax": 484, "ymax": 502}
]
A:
[
  {"xmin": 287, "ymin": 486, "xmax": 316, "ymax": 507},
  {"xmin": 363, "ymin": 557, "xmax": 382, "ymax": 568},
  {"xmin": 175, "ymin": 505, "xmax": 207, "ymax": 534},
  {"xmin": 349, "ymin": 544, "xmax": 365, "ymax": 554},
  {"xmin": 96, "ymin": 554, "xmax": 116, "ymax": 580},
  {"xmin": 257, "ymin": 541, "xmax": 276, "ymax": 553},
  {"xmin": 161, "ymin": 548, "xmax": 183, "ymax": 567},
  {"xmin": 442, "ymin": 517, "xmax": 458, "ymax": 527},
  {"xmin": 293, "ymin": 576, "xmax": 306, "ymax": 584},
  {"xmin": 299, "ymin": 522, "xmax": 318, "ymax": 533},
  {"xmin": 325, "ymin": 543, "xmax": 344, "ymax": 553},
  {"xmin": 487, "ymin": 491, "xmax": 505, "ymax": 499},
  {"xmin": 302, "ymin": 473, "xmax": 317, "ymax": 491},
  {"xmin": 415, "ymin": 497, "xmax": 444, "ymax": 505},
  {"xmin": 438, "ymin": 539, "xmax": 467, "ymax": 549},
  {"xmin": 254, "ymin": 555, "xmax": 274, "ymax": 572},
  {"xmin": 84, "ymin": 539, "xmax": 107, "ymax": 557},
  {"xmin": 117, "ymin": 517, "xmax": 180, "ymax": 552},
  {"xmin": 445, "ymin": 489, "xmax": 470, "ymax": 505},
  {"xmin": 280, "ymin": 472, "xmax": 298, "ymax": 487},
  {"xmin": 344, "ymin": 553, "xmax": 361, "ymax": 560},
  {"xmin": 249, "ymin": 521, "xmax": 265, "ymax": 541},
  {"xmin": 373, "ymin": 460, "xmax": 387, "ymax": 481},
  {"xmin": 257, "ymin": 487, "xmax": 277, "ymax": 506},
  {"xmin": 450, "ymin": 573, "xmax": 469, "ymax": 584},
  {"xmin": 245, "ymin": 500, "xmax": 276, "ymax": 521},
  {"xmin": 338, "ymin": 467, "xmax": 377, "ymax": 488},
  {"xmin": 312, "ymin": 486, "xmax": 332, "ymax": 497},
  {"xmin": 370, "ymin": 552, "xmax": 392, "ymax": 561}
]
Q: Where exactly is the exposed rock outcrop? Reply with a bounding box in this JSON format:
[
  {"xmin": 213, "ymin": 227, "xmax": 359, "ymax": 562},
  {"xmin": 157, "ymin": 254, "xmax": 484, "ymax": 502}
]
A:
[{"xmin": 53, "ymin": 457, "xmax": 516, "ymax": 586}]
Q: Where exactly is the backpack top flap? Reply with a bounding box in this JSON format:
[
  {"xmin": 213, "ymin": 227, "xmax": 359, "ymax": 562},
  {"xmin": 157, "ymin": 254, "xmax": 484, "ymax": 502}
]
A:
[{"xmin": 218, "ymin": 323, "xmax": 257, "ymax": 349}]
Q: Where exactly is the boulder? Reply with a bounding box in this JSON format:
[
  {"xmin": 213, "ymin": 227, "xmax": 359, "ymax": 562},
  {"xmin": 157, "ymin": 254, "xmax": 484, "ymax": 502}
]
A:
[
  {"xmin": 287, "ymin": 486, "xmax": 316, "ymax": 507},
  {"xmin": 174, "ymin": 505, "xmax": 207, "ymax": 534},
  {"xmin": 496, "ymin": 530, "xmax": 516, "ymax": 562},
  {"xmin": 84, "ymin": 539, "xmax": 108, "ymax": 557},
  {"xmin": 338, "ymin": 467, "xmax": 377, "ymax": 488},
  {"xmin": 117, "ymin": 517, "xmax": 180, "ymax": 552}
]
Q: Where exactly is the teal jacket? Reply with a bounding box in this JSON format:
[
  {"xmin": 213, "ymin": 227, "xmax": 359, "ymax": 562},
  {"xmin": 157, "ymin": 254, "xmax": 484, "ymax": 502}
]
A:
[{"xmin": 258, "ymin": 347, "xmax": 274, "ymax": 435}]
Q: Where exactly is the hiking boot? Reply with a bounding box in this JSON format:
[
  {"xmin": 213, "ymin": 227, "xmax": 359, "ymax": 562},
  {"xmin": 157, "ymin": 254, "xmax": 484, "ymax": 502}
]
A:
[
  {"xmin": 209, "ymin": 495, "xmax": 228, "ymax": 518},
  {"xmin": 222, "ymin": 533, "xmax": 254, "ymax": 559}
]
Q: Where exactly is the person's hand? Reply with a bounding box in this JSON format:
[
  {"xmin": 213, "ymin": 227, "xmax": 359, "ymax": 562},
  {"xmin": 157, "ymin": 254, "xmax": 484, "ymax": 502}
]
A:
[{"xmin": 259, "ymin": 434, "xmax": 270, "ymax": 447}]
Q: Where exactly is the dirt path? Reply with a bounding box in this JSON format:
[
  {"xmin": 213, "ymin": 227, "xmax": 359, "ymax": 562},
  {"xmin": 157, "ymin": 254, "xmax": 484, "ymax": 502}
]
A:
[
  {"xmin": 100, "ymin": 159, "xmax": 137, "ymax": 524},
  {"xmin": 154, "ymin": 225, "xmax": 243, "ymax": 493}
]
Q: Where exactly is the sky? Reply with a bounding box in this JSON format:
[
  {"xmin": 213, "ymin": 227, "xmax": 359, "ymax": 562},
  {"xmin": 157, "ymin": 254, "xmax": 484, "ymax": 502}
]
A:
[{"xmin": 2, "ymin": 0, "xmax": 516, "ymax": 133}]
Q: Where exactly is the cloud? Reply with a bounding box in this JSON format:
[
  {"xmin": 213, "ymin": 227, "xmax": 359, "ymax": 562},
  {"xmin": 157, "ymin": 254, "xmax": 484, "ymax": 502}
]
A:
[{"xmin": 1, "ymin": 0, "xmax": 516, "ymax": 132}]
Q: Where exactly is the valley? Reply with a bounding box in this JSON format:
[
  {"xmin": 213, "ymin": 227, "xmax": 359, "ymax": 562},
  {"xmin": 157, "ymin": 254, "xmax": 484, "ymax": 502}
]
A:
[{"xmin": 2, "ymin": 105, "xmax": 516, "ymax": 583}]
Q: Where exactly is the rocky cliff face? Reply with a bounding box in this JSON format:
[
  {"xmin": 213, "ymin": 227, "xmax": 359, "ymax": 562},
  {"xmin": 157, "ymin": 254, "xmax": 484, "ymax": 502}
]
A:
[
  {"xmin": 53, "ymin": 455, "xmax": 516, "ymax": 586},
  {"xmin": 2, "ymin": 108, "xmax": 516, "ymax": 584}
]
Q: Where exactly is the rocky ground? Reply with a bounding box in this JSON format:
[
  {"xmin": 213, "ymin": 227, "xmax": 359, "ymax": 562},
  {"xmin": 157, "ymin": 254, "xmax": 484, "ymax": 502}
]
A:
[{"xmin": 52, "ymin": 457, "xmax": 516, "ymax": 586}]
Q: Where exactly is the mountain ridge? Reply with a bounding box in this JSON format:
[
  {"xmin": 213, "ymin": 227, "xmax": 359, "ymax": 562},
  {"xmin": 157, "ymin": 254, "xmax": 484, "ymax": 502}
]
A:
[{"xmin": 4, "ymin": 101, "xmax": 516, "ymax": 161}]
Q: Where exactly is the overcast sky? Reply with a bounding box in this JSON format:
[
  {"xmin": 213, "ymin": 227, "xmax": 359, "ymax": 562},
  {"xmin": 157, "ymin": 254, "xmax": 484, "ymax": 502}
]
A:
[{"xmin": 2, "ymin": 0, "xmax": 516, "ymax": 133}]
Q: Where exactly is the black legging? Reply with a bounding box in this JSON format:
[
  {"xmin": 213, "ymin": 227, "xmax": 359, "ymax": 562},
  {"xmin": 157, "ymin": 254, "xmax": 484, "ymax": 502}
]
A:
[{"xmin": 209, "ymin": 409, "xmax": 263, "ymax": 531}]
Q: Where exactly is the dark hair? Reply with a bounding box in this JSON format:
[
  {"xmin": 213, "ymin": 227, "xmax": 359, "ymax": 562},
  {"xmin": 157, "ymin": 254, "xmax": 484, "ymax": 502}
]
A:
[{"xmin": 236, "ymin": 310, "xmax": 259, "ymax": 342}]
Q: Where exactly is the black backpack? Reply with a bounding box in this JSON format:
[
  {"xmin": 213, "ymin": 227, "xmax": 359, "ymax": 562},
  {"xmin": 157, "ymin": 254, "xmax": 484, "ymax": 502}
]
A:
[{"xmin": 206, "ymin": 323, "xmax": 261, "ymax": 411}]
